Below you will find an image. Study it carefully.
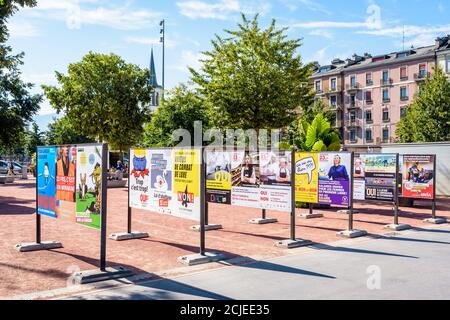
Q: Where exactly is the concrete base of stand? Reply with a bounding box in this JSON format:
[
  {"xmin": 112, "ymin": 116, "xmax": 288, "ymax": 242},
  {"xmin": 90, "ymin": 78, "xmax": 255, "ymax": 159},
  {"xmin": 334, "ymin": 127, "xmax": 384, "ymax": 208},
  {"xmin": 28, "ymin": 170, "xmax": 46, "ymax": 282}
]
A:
[
  {"xmin": 337, "ymin": 209, "xmax": 360, "ymax": 214},
  {"xmin": 384, "ymin": 224, "xmax": 412, "ymax": 231},
  {"xmin": 423, "ymin": 218, "xmax": 447, "ymax": 224},
  {"xmin": 15, "ymin": 240, "xmax": 62, "ymax": 252},
  {"xmin": 248, "ymin": 218, "xmax": 278, "ymax": 224},
  {"xmin": 73, "ymin": 266, "xmax": 133, "ymax": 284},
  {"xmin": 190, "ymin": 224, "xmax": 223, "ymax": 232},
  {"xmin": 336, "ymin": 229, "xmax": 367, "ymax": 239},
  {"xmin": 109, "ymin": 232, "xmax": 149, "ymax": 241},
  {"xmin": 177, "ymin": 252, "xmax": 227, "ymax": 266},
  {"xmin": 298, "ymin": 213, "xmax": 323, "ymax": 219},
  {"xmin": 274, "ymin": 239, "xmax": 313, "ymax": 249}
]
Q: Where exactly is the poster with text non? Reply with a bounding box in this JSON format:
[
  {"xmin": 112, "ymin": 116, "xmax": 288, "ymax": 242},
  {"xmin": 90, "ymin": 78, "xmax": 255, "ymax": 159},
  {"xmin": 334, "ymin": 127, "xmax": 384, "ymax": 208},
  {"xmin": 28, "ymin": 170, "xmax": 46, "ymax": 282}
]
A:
[
  {"xmin": 173, "ymin": 148, "xmax": 201, "ymax": 221},
  {"xmin": 318, "ymin": 152, "xmax": 351, "ymax": 207},
  {"xmin": 75, "ymin": 145, "xmax": 103, "ymax": 229},
  {"xmin": 206, "ymin": 150, "xmax": 231, "ymax": 204},
  {"xmin": 56, "ymin": 146, "xmax": 77, "ymax": 203},
  {"xmin": 230, "ymin": 150, "xmax": 261, "ymax": 209},
  {"xmin": 129, "ymin": 148, "xmax": 151, "ymax": 209},
  {"xmin": 362, "ymin": 154, "xmax": 397, "ymax": 202},
  {"xmin": 259, "ymin": 150, "xmax": 291, "ymax": 212},
  {"xmin": 402, "ymin": 155, "xmax": 435, "ymax": 199},
  {"xmin": 37, "ymin": 146, "xmax": 58, "ymax": 218},
  {"xmin": 294, "ymin": 152, "xmax": 319, "ymax": 203}
]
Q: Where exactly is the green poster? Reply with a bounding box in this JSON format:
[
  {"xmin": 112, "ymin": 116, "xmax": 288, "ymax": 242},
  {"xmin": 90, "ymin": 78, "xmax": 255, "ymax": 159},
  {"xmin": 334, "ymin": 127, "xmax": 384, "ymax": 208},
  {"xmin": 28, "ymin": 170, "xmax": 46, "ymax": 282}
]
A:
[{"xmin": 75, "ymin": 145, "xmax": 103, "ymax": 229}]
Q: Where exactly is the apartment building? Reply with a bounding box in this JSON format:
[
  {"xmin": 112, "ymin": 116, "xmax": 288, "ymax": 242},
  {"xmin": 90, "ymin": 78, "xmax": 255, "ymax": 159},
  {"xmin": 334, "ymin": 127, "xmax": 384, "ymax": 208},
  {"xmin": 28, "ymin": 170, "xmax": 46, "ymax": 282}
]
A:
[{"xmin": 311, "ymin": 35, "xmax": 450, "ymax": 152}]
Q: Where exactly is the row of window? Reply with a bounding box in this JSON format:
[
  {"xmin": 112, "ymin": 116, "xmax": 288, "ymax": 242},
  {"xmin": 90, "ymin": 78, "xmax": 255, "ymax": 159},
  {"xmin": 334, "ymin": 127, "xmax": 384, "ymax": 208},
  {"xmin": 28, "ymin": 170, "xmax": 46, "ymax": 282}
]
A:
[
  {"xmin": 346, "ymin": 107, "xmax": 407, "ymax": 123},
  {"xmin": 315, "ymin": 63, "xmax": 429, "ymax": 92},
  {"xmin": 348, "ymin": 128, "xmax": 391, "ymax": 143},
  {"xmin": 328, "ymin": 86, "xmax": 410, "ymax": 107}
]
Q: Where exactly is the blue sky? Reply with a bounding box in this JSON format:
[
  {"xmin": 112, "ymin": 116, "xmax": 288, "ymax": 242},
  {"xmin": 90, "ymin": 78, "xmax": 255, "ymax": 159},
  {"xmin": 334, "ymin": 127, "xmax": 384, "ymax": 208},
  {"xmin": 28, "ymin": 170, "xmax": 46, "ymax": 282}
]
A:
[{"xmin": 6, "ymin": 0, "xmax": 450, "ymax": 129}]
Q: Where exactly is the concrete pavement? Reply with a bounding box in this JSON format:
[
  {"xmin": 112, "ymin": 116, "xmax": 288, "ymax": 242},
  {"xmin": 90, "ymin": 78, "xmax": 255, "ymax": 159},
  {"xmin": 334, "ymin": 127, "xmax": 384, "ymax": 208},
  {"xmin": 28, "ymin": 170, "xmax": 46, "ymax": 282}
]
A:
[{"xmin": 63, "ymin": 225, "xmax": 450, "ymax": 300}]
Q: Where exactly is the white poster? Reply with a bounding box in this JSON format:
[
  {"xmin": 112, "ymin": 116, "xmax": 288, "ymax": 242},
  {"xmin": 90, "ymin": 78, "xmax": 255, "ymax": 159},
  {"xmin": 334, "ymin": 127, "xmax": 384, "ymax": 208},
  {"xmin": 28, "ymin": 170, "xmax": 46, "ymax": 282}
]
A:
[
  {"xmin": 230, "ymin": 150, "xmax": 261, "ymax": 209},
  {"xmin": 259, "ymin": 150, "xmax": 292, "ymax": 212},
  {"xmin": 148, "ymin": 149, "xmax": 173, "ymax": 214},
  {"xmin": 129, "ymin": 148, "xmax": 151, "ymax": 209}
]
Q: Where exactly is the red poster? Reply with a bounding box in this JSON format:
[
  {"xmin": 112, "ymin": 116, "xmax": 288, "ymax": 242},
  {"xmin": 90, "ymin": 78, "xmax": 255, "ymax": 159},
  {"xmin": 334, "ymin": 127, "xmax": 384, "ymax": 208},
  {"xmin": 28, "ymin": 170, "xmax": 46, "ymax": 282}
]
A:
[{"xmin": 402, "ymin": 155, "xmax": 435, "ymax": 199}]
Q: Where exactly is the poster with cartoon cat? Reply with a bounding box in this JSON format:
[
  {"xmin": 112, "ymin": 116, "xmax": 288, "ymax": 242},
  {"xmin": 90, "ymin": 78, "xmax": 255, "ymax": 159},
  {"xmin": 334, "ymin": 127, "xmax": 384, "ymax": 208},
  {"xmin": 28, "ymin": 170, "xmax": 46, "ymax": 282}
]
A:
[{"xmin": 75, "ymin": 145, "xmax": 103, "ymax": 229}]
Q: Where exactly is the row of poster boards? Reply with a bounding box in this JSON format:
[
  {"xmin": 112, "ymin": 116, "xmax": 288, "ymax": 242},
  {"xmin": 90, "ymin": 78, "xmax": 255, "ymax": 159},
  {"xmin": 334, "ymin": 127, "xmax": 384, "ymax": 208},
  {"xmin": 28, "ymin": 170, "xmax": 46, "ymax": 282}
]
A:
[
  {"xmin": 129, "ymin": 148, "xmax": 436, "ymax": 223},
  {"xmin": 37, "ymin": 144, "xmax": 105, "ymax": 229}
]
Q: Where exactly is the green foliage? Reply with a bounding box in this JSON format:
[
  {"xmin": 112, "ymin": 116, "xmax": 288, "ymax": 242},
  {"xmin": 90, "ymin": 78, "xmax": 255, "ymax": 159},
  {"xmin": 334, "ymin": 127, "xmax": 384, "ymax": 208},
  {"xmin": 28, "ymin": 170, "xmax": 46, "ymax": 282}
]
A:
[
  {"xmin": 46, "ymin": 116, "xmax": 94, "ymax": 145},
  {"xmin": 143, "ymin": 84, "xmax": 210, "ymax": 147},
  {"xmin": 301, "ymin": 99, "xmax": 336, "ymax": 124},
  {"xmin": 293, "ymin": 113, "xmax": 341, "ymax": 151},
  {"xmin": 0, "ymin": 0, "xmax": 41, "ymax": 150},
  {"xmin": 24, "ymin": 122, "xmax": 44, "ymax": 155},
  {"xmin": 396, "ymin": 67, "xmax": 450, "ymax": 142},
  {"xmin": 42, "ymin": 52, "xmax": 153, "ymax": 152},
  {"xmin": 190, "ymin": 14, "xmax": 313, "ymax": 133}
]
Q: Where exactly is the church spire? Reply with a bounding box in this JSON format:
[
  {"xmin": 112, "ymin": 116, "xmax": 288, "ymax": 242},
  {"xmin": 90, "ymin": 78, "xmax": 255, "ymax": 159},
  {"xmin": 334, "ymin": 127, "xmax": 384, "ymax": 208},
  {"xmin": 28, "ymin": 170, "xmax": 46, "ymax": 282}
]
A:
[{"xmin": 149, "ymin": 47, "xmax": 159, "ymax": 87}]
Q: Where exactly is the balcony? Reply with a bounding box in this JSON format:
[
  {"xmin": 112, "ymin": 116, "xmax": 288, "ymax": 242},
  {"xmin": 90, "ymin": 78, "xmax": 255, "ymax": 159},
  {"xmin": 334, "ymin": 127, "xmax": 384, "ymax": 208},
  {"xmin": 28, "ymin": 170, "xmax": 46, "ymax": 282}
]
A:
[
  {"xmin": 345, "ymin": 118, "xmax": 362, "ymax": 127},
  {"xmin": 346, "ymin": 101, "xmax": 361, "ymax": 110},
  {"xmin": 380, "ymin": 78, "xmax": 393, "ymax": 86},
  {"xmin": 366, "ymin": 79, "xmax": 374, "ymax": 86},
  {"xmin": 345, "ymin": 83, "xmax": 360, "ymax": 91},
  {"xmin": 329, "ymin": 103, "xmax": 343, "ymax": 110},
  {"xmin": 382, "ymin": 117, "xmax": 390, "ymax": 123},
  {"xmin": 414, "ymin": 72, "xmax": 431, "ymax": 81},
  {"xmin": 400, "ymin": 96, "xmax": 409, "ymax": 101},
  {"xmin": 325, "ymin": 86, "xmax": 342, "ymax": 95},
  {"xmin": 366, "ymin": 119, "xmax": 373, "ymax": 124},
  {"xmin": 315, "ymin": 89, "xmax": 324, "ymax": 95},
  {"xmin": 366, "ymin": 99, "xmax": 374, "ymax": 105},
  {"xmin": 366, "ymin": 138, "xmax": 374, "ymax": 143},
  {"xmin": 400, "ymin": 76, "xmax": 409, "ymax": 81},
  {"xmin": 382, "ymin": 98, "xmax": 391, "ymax": 104}
]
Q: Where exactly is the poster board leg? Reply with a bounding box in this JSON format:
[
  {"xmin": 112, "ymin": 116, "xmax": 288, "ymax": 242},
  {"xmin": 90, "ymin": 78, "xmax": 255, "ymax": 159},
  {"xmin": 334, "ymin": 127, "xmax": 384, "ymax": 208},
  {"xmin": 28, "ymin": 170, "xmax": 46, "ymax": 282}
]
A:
[{"xmin": 249, "ymin": 209, "xmax": 278, "ymax": 224}]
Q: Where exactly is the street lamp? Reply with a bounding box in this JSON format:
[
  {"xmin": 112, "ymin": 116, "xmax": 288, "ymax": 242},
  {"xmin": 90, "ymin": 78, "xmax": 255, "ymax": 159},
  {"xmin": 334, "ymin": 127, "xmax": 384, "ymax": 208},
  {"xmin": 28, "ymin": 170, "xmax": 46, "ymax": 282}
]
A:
[{"xmin": 159, "ymin": 19, "xmax": 165, "ymax": 99}]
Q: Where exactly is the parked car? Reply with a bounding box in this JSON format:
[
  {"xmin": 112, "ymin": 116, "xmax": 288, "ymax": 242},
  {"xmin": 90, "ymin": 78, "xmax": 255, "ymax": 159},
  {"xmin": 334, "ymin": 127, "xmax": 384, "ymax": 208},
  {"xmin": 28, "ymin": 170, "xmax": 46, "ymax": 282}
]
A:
[{"xmin": 0, "ymin": 160, "xmax": 22, "ymax": 175}]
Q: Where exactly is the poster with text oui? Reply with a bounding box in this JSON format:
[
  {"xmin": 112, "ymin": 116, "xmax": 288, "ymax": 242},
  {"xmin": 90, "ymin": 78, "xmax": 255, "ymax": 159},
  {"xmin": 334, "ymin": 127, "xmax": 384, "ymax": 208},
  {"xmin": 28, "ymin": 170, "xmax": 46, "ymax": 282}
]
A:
[
  {"xmin": 206, "ymin": 150, "xmax": 232, "ymax": 205},
  {"xmin": 75, "ymin": 145, "xmax": 103, "ymax": 229},
  {"xmin": 37, "ymin": 146, "xmax": 58, "ymax": 218},
  {"xmin": 230, "ymin": 150, "xmax": 261, "ymax": 209},
  {"xmin": 172, "ymin": 149, "xmax": 201, "ymax": 221},
  {"xmin": 129, "ymin": 148, "xmax": 151, "ymax": 210},
  {"xmin": 149, "ymin": 149, "xmax": 173, "ymax": 214},
  {"xmin": 294, "ymin": 152, "xmax": 319, "ymax": 203},
  {"xmin": 402, "ymin": 155, "xmax": 435, "ymax": 199},
  {"xmin": 259, "ymin": 150, "xmax": 292, "ymax": 212},
  {"xmin": 318, "ymin": 152, "xmax": 351, "ymax": 207},
  {"xmin": 362, "ymin": 154, "xmax": 397, "ymax": 202}
]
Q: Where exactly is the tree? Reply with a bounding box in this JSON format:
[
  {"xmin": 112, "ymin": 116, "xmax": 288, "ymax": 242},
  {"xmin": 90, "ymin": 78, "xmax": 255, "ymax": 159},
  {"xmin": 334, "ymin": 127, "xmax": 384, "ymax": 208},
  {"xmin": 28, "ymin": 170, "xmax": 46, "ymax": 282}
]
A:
[
  {"xmin": 301, "ymin": 99, "xmax": 336, "ymax": 124},
  {"xmin": 24, "ymin": 122, "xmax": 44, "ymax": 156},
  {"xmin": 0, "ymin": 0, "xmax": 42, "ymax": 150},
  {"xmin": 46, "ymin": 116, "xmax": 94, "ymax": 145},
  {"xmin": 143, "ymin": 84, "xmax": 210, "ymax": 147},
  {"xmin": 396, "ymin": 67, "xmax": 450, "ymax": 142},
  {"xmin": 294, "ymin": 113, "xmax": 341, "ymax": 151},
  {"xmin": 190, "ymin": 14, "xmax": 313, "ymax": 140},
  {"xmin": 42, "ymin": 52, "xmax": 154, "ymax": 157}
]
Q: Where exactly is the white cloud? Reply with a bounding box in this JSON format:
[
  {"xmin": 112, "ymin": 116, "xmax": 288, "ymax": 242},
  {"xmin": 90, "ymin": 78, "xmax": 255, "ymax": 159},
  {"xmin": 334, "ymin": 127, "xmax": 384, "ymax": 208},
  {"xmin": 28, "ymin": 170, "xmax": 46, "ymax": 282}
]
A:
[
  {"xmin": 25, "ymin": 0, "xmax": 163, "ymax": 30},
  {"xmin": 309, "ymin": 29, "xmax": 333, "ymax": 39},
  {"xmin": 8, "ymin": 21, "xmax": 40, "ymax": 38},
  {"xmin": 290, "ymin": 4, "xmax": 382, "ymax": 30},
  {"xmin": 173, "ymin": 50, "xmax": 206, "ymax": 73},
  {"xmin": 23, "ymin": 73, "xmax": 58, "ymax": 86},
  {"xmin": 125, "ymin": 36, "xmax": 177, "ymax": 48},
  {"xmin": 177, "ymin": 0, "xmax": 271, "ymax": 20},
  {"xmin": 280, "ymin": 0, "xmax": 330, "ymax": 14}
]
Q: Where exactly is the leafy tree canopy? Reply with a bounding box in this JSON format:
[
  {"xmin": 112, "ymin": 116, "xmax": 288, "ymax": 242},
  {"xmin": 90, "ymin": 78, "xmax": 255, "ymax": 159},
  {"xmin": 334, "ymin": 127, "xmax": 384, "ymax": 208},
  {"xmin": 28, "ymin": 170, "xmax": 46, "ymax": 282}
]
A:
[{"xmin": 42, "ymin": 52, "xmax": 154, "ymax": 153}]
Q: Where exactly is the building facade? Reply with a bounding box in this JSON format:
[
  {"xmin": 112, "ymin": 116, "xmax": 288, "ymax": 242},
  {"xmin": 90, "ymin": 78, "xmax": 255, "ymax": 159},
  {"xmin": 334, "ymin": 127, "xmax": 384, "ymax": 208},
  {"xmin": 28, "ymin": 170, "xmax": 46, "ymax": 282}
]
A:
[{"xmin": 311, "ymin": 35, "xmax": 450, "ymax": 152}]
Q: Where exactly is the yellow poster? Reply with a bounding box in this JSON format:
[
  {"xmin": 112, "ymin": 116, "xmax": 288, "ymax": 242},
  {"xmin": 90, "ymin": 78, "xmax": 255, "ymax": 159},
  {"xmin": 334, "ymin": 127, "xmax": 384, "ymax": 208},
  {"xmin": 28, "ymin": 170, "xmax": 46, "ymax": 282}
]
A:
[
  {"xmin": 294, "ymin": 152, "xmax": 319, "ymax": 203},
  {"xmin": 172, "ymin": 148, "xmax": 201, "ymax": 221}
]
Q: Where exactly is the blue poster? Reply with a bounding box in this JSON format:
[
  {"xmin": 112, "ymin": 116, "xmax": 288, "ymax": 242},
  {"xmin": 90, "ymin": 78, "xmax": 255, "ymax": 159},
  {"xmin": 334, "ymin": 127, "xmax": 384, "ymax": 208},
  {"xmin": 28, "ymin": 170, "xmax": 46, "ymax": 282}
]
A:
[{"xmin": 37, "ymin": 146, "xmax": 58, "ymax": 217}]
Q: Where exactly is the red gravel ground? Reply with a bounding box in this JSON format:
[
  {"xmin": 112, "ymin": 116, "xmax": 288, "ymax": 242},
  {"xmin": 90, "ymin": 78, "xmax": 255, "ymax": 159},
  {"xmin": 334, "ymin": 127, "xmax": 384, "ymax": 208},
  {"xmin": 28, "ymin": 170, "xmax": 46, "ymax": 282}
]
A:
[{"xmin": 0, "ymin": 178, "xmax": 449, "ymax": 298}]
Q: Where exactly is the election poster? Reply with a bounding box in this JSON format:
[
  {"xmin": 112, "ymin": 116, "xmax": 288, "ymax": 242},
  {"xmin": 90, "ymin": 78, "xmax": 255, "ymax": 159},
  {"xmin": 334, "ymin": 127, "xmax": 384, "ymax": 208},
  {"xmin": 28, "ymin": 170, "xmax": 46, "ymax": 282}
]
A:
[
  {"xmin": 230, "ymin": 150, "xmax": 261, "ymax": 209},
  {"xmin": 75, "ymin": 145, "xmax": 103, "ymax": 229},
  {"xmin": 353, "ymin": 154, "xmax": 366, "ymax": 200},
  {"xmin": 362, "ymin": 154, "xmax": 397, "ymax": 202},
  {"xmin": 259, "ymin": 150, "xmax": 292, "ymax": 212},
  {"xmin": 37, "ymin": 146, "xmax": 58, "ymax": 218},
  {"xmin": 402, "ymin": 155, "xmax": 435, "ymax": 199},
  {"xmin": 294, "ymin": 152, "xmax": 319, "ymax": 203},
  {"xmin": 173, "ymin": 148, "xmax": 201, "ymax": 221},
  {"xmin": 129, "ymin": 148, "xmax": 151, "ymax": 209},
  {"xmin": 56, "ymin": 146, "xmax": 77, "ymax": 203},
  {"xmin": 318, "ymin": 152, "xmax": 351, "ymax": 207},
  {"xmin": 206, "ymin": 150, "xmax": 231, "ymax": 204},
  {"xmin": 148, "ymin": 149, "xmax": 174, "ymax": 213}
]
